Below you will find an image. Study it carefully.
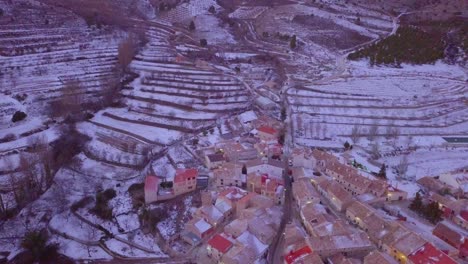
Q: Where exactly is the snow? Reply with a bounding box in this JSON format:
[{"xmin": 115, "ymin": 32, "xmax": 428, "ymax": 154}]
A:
[
  {"xmin": 55, "ymin": 237, "xmax": 112, "ymax": 260},
  {"xmin": 236, "ymin": 231, "xmax": 268, "ymax": 257},
  {"xmin": 194, "ymin": 219, "xmax": 212, "ymax": 233}
]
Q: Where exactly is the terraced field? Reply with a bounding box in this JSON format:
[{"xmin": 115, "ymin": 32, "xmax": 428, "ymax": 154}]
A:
[
  {"xmin": 289, "ymin": 61, "xmax": 468, "ymax": 143},
  {"xmin": 78, "ymin": 22, "xmax": 252, "ymax": 169}
]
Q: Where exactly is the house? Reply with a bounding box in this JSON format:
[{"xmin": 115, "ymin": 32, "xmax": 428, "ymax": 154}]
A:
[
  {"xmin": 292, "ymin": 179, "xmax": 321, "ymax": 208},
  {"xmin": 428, "ymin": 193, "xmax": 457, "ymax": 217},
  {"xmin": 217, "ymin": 187, "xmax": 249, "ymax": 217},
  {"xmin": 248, "ymin": 217, "xmax": 277, "ymax": 244},
  {"xmin": 440, "ymin": 172, "xmax": 468, "ymax": 192},
  {"xmin": 235, "ymin": 192, "xmax": 258, "ymax": 217},
  {"xmin": 454, "ymin": 211, "xmax": 468, "ymax": 230},
  {"xmin": 184, "ymin": 217, "xmax": 213, "ymax": 240},
  {"xmin": 300, "ymin": 203, "xmax": 349, "ymax": 237},
  {"xmin": 326, "ymin": 161, "xmax": 372, "ymax": 195},
  {"xmin": 417, "ymin": 176, "xmax": 446, "ymax": 194},
  {"xmin": 213, "ymin": 163, "xmax": 244, "ymax": 188},
  {"xmin": 407, "ymin": 242, "xmax": 457, "ymax": 264},
  {"xmin": 224, "ymin": 219, "xmax": 249, "ymax": 238},
  {"xmin": 284, "ymin": 245, "xmax": 323, "ymax": 264},
  {"xmin": 433, "ymin": 221, "xmax": 467, "ymax": 258},
  {"xmin": 364, "ymin": 251, "xmax": 398, "ymax": 264},
  {"xmin": 261, "ymin": 177, "xmax": 284, "ymax": 205},
  {"xmin": 205, "ymin": 153, "xmax": 226, "ymax": 169},
  {"xmin": 346, "ymin": 201, "xmax": 375, "ymax": 229},
  {"xmin": 389, "ymin": 232, "xmax": 426, "ymax": 263},
  {"xmin": 236, "ymin": 231, "xmax": 268, "ymax": 262},
  {"xmin": 257, "ymin": 125, "xmax": 278, "ymax": 142},
  {"xmin": 222, "ymin": 244, "xmax": 257, "ymax": 264},
  {"xmin": 306, "ymin": 232, "xmax": 373, "ymax": 258},
  {"xmin": 317, "ymin": 180, "xmax": 353, "ymax": 212},
  {"xmin": 247, "ymin": 172, "xmax": 284, "ymax": 204},
  {"xmin": 207, "ymin": 234, "xmax": 234, "ymax": 261},
  {"xmin": 327, "ymin": 254, "xmax": 361, "ymax": 264},
  {"xmin": 195, "ymin": 205, "xmax": 224, "ymax": 226},
  {"xmin": 246, "ymin": 158, "xmax": 284, "ymax": 178},
  {"xmin": 291, "ymin": 148, "xmax": 316, "ymax": 169},
  {"xmin": 386, "ymin": 185, "xmax": 408, "ymax": 201},
  {"xmin": 181, "ymin": 231, "xmax": 202, "ymax": 246},
  {"xmin": 144, "ymin": 175, "xmax": 160, "ymax": 204},
  {"xmin": 237, "ymin": 110, "xmax": 258, "ymax": 130},
  {"xmin": 254, "ymin": 142, "xmax": 283, "ymax": 158},
  {"xmin": 173, "ymin": 168, "xmax": 197, "ymax": 196},
  {"xmin": 215, "ymin": 198, "xmax": 234, "ymax": 220},
  {"xmin": 311, "ymin": 149, "xmax": 339, "ymax": 170},
  {"xmin": 255, "ymin": 96, "xmax": 276, "ymax": 110}
]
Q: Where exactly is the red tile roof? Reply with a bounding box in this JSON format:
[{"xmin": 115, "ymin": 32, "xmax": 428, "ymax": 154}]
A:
[
  {"xmin": 208, "ymin": 234, "xmax": 233, "ymax": 253},
  {"xmin": 174, "ymin": 168, "xmax": 198, "ymax": 183},
  {"xmin": 258, "ymin": 125, "xmax": 277, "ymax": 135},
  {"xmin": 285, "ymin": 245, "xmax": 313, "ymax": 264},
  {"xmin": 144, "ymin": 176, "xmax": 159, "ymax": 192},
  {"xmin": 461, "ymin": 211, "xmax": 468, "ymax": 222},
  {"xmin": 408, "ymin": 243, "xmax": 457, "ymax": 264}
]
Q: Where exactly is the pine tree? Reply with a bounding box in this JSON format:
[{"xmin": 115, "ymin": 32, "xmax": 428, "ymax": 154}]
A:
[
  {"xmin": 425, "ymin": 201, "xmax": 443, "ymax": 223},
  {"xmin": 290, "ymin": 35, "xmax": 297, "ymax": 49},
  {"xmin": 281, "ymin": 107, "xmax": 287, "ymax": 121},
  {"xmin": 242, "ymin": 164, "xmax": 247, "ymax": 175},
  {"xmin": 378, "ymin": 163, "xmax": 386, "ymax": 179},
  {"xmin": 208, "ymin": 5, "xmax": 215, "ymax": 14},
  {"xmin": 344, "ymin": 141, "xmax": 350, "ymax": 150},
  {"xmin": 409, "ymin": 192, "xmax": 423, "ymax": 213},
  {"xmin": 189, "ymin": 21, "xmax": 196, "ymax": 31}
]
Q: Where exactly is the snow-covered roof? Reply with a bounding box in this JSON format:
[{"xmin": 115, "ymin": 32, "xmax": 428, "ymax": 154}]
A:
[
  {"xmin": 215, "ymin": 199, "xmax": 233, "ymax": 214},
  {"xmin": 238, "ymin": 110, "xmax": 258, "ymax": 123},
  {"xmin": 194, "ymin": 219, "xmax": 212, "ymax": 233},
  {"xmin": 236, "ymin": 231, "xmax": 268, "ymax": 258}
]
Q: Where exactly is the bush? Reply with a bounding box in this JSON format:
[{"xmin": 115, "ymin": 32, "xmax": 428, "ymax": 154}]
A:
[
  {"xmin": 200, "ymin": 39, "xmax": 208, "ymax": 47},
  {"xmin": 189, "ymin": 21, "xmax": 196, "ymax": 31},
  {"xmin": 71, "ymin": 196, "xmax": 93, "ymax": 211},
  {"xmin": 92, "ymin": 189, "xmax": 116, "ymax": 220},
  {"xmin": 102, "ymin": 188, "xmax": 117, "ymax": 200},
  {"xmin": 160, "ymin": 181, "xmax": 173, "ymax": 189},
  {"xmin": 208, "ymin": 5, "xmax": 215, "ymax": 14},
  {"xmin": 12, "ymin": 111, "xmax": 27, "ymax": 122},
  {"xmin": 0, "ymin": 133, "xmax": 16, "ymax": 143},
  {"xmin": 21, "ymin": 230, "xmax": 59, "ymax": 262}
]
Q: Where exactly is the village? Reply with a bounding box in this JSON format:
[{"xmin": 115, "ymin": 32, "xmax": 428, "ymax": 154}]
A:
[
  {"xmin": 0, "ymin": 0, "xmax": 467, "ymax": 263},
  {"xmin": 142, "ymin": 108, "xmax": 468, "ymax": 264}
]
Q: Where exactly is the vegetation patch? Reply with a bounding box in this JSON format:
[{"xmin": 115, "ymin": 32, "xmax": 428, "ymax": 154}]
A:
[{"xmin": 348, "ymin": 26, "xmax": 445, "ymax": 66}]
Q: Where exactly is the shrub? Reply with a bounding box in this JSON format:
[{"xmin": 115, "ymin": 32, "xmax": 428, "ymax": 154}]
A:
[
  {"xmin": 160, "ymin": 181, "xmax": 173, "ymax": 189},
  {"xmin": 200, "ymin": 39, "xmax": 208, "ymax": 47},
  {"xmin": 92, "ymin": 188, "xmax": 116, "ymax": 220},
  {"xmin": 189, "ymin": 21, "xmax": 196, "ymax": 31},
  {"xmin": 21, "ymin": 230, "xmax": 59, "ymax": 262},
  {"xmin": 290, "ymin": 35, "xmax": 297, "ymax": 49},
  {"xmin": 208, "ymin": 5, "xmax": 215, "ymax": 14},
  {"xmin": 71, "ymin": 196, "xmax": 93, "ymax": 211},
  {"xmin": 102, "ymin": 188, "xmax": 117, "ymax": 200},
  {"xmin": 0, "ymin": 133, "xmax": 16, "ymax": 143},
  {"xmin": 12, "ymin": 111, "xmax": 27, "ymax": 122}
]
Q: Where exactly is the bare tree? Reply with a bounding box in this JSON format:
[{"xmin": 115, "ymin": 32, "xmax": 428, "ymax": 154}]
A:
[
  {"xmin": 396, "ymin": 155, "xmax": 409, "ymax": 179},
  {"xmin": 367, "ymin": 122, "xmax": 379, "ymax": 141},
  {"xmin": 370, "ymin": 143, "xmax": 380, "ymax": 160},
  {"xmin": 351, "ymin": 124, "xmax": 360, "ymax": 143},
  {"xmin": 118, "ymin": 38, "xmax": 136, "ymax": 72},
  {"xmin": 50, "ymin": 79, "xmax": 83, "ymax": 119}
]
